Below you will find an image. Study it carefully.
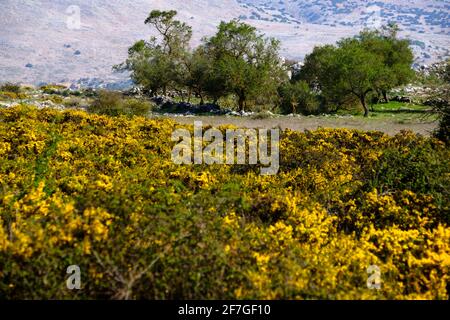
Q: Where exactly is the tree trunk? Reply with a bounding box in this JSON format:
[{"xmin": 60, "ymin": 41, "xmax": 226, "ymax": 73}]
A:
[
  {"xmin": 187, "ymin": 89, "xmax": 191, "ymax": 103},
  {"xmin": 382, "ymin": 90, "xmax": 389, "ymax": 103},
  {"xmin": 360, "ymin": 95, "xmax": 369, "ymax": 117},
  {"xmin": 291, "ymin": 101, "xmax": 297, "ymax": 114},
  {"xmin": 179, "ymin": 90, "xmax": 185, "ymax": 102},
  {"xmin": 238, "ymin": 95, "xmax": 245, "ymax": 113}
]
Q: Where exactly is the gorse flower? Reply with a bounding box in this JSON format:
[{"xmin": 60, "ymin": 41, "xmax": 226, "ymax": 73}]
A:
[{"xmin": 0, "ymin": 105, "xmax": 448, "ymax": 299}]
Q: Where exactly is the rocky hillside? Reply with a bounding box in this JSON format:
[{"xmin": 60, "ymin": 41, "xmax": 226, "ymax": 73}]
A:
[
  {"xmin": 239, "ymin": 0, "xmax": 449, "ymax": 30},
  {"xmin": 239, "ymin": 0, "xmax": 450, "ymax": 65}
]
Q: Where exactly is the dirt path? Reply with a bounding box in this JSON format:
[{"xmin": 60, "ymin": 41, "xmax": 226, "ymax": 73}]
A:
[{"xmin": 167, "ymin": 115, "xmax": 438, "ymax": 136}]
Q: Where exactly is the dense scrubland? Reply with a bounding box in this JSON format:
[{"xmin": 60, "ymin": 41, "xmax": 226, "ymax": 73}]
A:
[
  {"xmin": 0, "ymin": 10, "xmax": 449, "ymax": 300},
  {"xmin": 0, "ymin": 106, "xmax": 449, "ymax": 299}
]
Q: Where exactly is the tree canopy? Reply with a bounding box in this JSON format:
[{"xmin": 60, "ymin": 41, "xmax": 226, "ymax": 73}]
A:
[
  {"xmin": 117, "ymin": 12, "xmax": 414, "ymax": 116},
  {"xmin": 297, "ymin": 25, "xmax": 414, "ymax": 116},
  {"xmin": 114, "ymin": 10, "xmax": 192, "ymax": 96},
  {"xmin": 116, "ymin": 12, "xmax": 287, "ymax": 110},
  {"xmin": 204, "ymin": 20, "xmax": 287, "ymax": 111}
]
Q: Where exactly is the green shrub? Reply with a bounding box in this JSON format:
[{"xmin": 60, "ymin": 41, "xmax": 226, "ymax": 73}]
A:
[
  {"xmin": 122, "ymin": 98, "xmax": 153, "ymax": 116},
  {"xmin": 40, "ymin": 84, "xmax": 67, "ymax": 95},
  {"xmin": 0, "ymin": 83, "xmax": 21, "ymax": 94},
  {"xmin": 251, "ymin": 111, "xmax": 273, "ymax": 120},
  {"xmin": 435, "ymin": 111, "xmax": 450, "ymax": 145},
  {"xmin": 0, "ymin": 91, "xmax": 27, "ymax": 100},
  {"xmin": 0, "ymin": 92, "xmax": 18, "ymax": 100},
  {"xmin": 88, "ymin": 90, "xmax": 123, "ymax": 116},
  {"xmin": 429, "ymin": 86, "xmax": 449, "ymax": 145},
  {"xmin": 278, "ymin": 81, "xmax": 320, "ymax": 115},
  {"xmin": 48, "ymin": 96, "xmax": 64, "ymax": 104},
  {"xmin": 63, "ymin": 97, "xmax": 83, "ymax": 108},
  {"xmin": 88, "ymin": 90, "xmax": 152, "ymax": 117},
  {"xmin": 362, "ymin": 133, "xmax": 449, "ymax": 199}
]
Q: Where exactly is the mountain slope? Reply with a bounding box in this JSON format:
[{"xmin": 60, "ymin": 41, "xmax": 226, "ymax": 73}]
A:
[{"xmin": 239, "ymin": 0, "xmax": 449, "ymax": 29}]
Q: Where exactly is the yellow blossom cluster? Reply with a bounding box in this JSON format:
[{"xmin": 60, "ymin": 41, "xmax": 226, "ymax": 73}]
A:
[{"xmin": 0, "ymin": 105, "xmax": 448, "ymax": 299}]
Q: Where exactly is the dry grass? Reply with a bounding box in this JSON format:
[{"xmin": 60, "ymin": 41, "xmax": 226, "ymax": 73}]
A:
[{"xmin": 169, "ymin": 115, "xmax": 438, "ymax": 136}]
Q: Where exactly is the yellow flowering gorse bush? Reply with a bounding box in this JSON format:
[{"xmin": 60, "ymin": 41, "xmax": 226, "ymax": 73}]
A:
[{"xmin": 0, "ymin": 105, "xmax": 449, "ymax": 299}]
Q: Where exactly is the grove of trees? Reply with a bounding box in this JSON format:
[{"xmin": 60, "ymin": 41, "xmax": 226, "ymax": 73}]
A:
[
  {"xmin": 116, "ymin": 11, "xmax": 415, "ymax": 117},
  {"xmin": 296, "ymin": 24, "xmax": 415, "ymax": 116}
]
